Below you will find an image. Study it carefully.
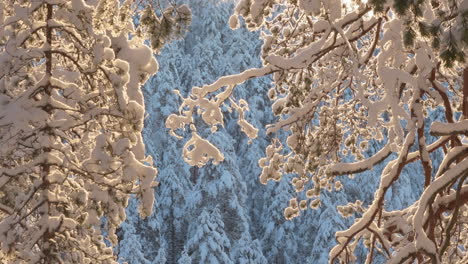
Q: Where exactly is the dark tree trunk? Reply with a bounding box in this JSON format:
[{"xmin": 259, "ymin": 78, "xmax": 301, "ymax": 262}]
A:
[{"xmin": 190, "ymin": 166, "xmax": 198, "ymax": 184}]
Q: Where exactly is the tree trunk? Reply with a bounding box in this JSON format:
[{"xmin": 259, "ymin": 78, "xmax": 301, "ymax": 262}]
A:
[
  {"xmin": 42, "ymin": 4, "xmax": 54, "ymax": 263},
  {"xmin": 190, "ymin": 166, "xmax": 198, "ymax": 184}
]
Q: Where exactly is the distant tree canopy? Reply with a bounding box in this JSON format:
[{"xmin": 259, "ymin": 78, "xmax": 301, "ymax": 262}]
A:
[
  {"xmin": 168, "ymin": 0, "xmax": 468, "ymax": 263},
  {"xmin": 0, "ymin": 0, "xmax": 189, "ymax": 263}
]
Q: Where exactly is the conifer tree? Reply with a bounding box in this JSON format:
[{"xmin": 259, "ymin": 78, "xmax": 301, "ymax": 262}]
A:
[
  {"xmin": 0, "ymin": 0, "xmax": 190, "ymax": 262},
  {"xmin": 117, "ymin": 201, "xmax": 152, "ymax": 264},
  {"xmin": 259, "ymin": 178, "xmax": 298, "ymax": 263},
  {"xmin": 118, "ymin": 32, "xmax": 193, "ymax": 263},
  {"xmin": 232, "ymin": 233, "xmax": 267, "ymax": 264},
  {"xmin": 153, "ymin": 245, "xmax": 168, "ymax": 264},
  {"xmin": 123, "ymin": 1, "xmax": 267, "ymax": 262},
  {"xmin": 185, "ymin": 208, "xmax": 233, "ymax": 264},
  {"xmin": 177, "ymin": 250, "xmax": 192, "ymax": 264},
  {"xmin": 181, "ymin": 1, "xmax": 269, "ymax": 256}
]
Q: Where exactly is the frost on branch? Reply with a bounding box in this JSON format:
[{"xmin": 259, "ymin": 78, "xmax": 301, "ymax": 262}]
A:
[
  {"xmin": 0, "ymin": 0, "xmax": 190, "ymax": 263},
  {"xmin": 170, "ymin": 0, "xmax": 468, "ymax": 263}
]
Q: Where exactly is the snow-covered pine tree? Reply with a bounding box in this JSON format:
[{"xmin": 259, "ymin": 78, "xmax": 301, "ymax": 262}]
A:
[
  {"xmin": 169, "ymin": 0, "xmax": 468, "ymax": 263},
  {"xmin": 119, "ymin": 0, "xmax": 268, "ymax": 262},
  {"xmin": 259, "ymin": 177, "xmax": 299, "ymax": 263},
  {"xmin": 190, "ymin": 131, "xmax": 250, "ymax": 252},
  {"xmin": 177, "ymin": 250, "xmax": 192, "ymax": 264},
  {"xmin": 232, "ymin": 233, "xmax": 267, "ymax": 264},
  {"xmin": 307, "ymin": 194, "xmax": 349, "ymax": 264},
  {"xmin": 117, "ymin": 200, "xmax": 152, "ymax": 264},
  {"xmin": 118, "ymin": 36, "xmax": 194, "ymax": 263},
  {"xmin": 185, "ymin": 207, "xmax": 233, "ymax": 264},
  {"xmin": 153, "ymin": 244, "xmax": 168, "ymax": 264},
  {"xmin": 0, "ymin": 0, "xmax": 190, "ymax": 262},
  {"xmin": 178, "ymin": 1, "xmax": 270, "ymax": 262}
]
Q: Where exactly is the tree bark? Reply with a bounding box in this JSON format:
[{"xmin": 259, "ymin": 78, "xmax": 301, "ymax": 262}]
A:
[
  {"xmin": 190, "ymin": 166, "xmax": 198, "ymax": 184},
  {"xmin": 42, "ymin": 4, "xmax": 54, "ymax": 262},
  {"xmin": 463, "ymin": 68, "xmax": 468, "ymax": 119}
]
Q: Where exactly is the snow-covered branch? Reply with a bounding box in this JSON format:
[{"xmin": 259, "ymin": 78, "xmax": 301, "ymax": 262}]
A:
[{"xmin": 169, "ymin": 0, "xmax": 468, "ymax": 263}]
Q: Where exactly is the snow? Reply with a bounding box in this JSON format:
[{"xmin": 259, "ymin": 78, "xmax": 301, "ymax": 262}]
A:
[
  {"xmin": 431, "ymin": 120, "xmax": 468, "ymax": 136},
  {"xmin": 183, "ymin": 132, "xmax": 225, "ymax": 167},
  {"xmin": 314, "ymin": 19, "xmax": 331, "ymax": 32},
  {"xmin": 229, "ymin": 14, "xmax": 239, "ymax": 30},
  {"xmin": 325, "ymin": 0, "xmax": 342, "ymax": 21},
  {"xmin": 2, "ymin": 0, "xmax": 467, "ymax": 263},
  {"xmin": 71, "ymin": 0, "xmax": 88, "ymax": 12},
  {"xmin": 330, "ymin": 144, "xmax": 392, "ymax": 175},
  {"xmin": 238, "ymin": 119, "xmax": 259, "ymax": 139},
  {"xmin": 299, "ymin": 0, "xmax": 322, "ymax": 15},
  {"xmin": 0, "ymin": 1, "xmax": 162, "ymax": 262}
]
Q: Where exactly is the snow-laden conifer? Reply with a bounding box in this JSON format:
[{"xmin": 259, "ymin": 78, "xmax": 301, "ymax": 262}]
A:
[
  {"xmin": 185, "ymin": 207, "xmax": 233, "ymax": 264},
  {"xmin": 121, "ymin": 1, "xmax": 268, "ymax": 262},
  {"xmin": 117, "ymin": 201, "xmax": 152, "ymax": 264},
  {"xmin": 0, "ymin": 0, "xmax": 190, "ymax": 262},
  {"xmin": 232, "ymin": 233, "xmax": 267, "ymax": 264},
  {"xmin": 118, "ymin": 37, "xmax": 193, "ymax": 262},
  {"xmin": 177, "ymin": 249, "xmax": 192, "ymax": 264}
]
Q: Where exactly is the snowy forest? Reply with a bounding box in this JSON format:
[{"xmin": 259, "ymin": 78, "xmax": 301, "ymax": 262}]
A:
[{"xmin": 0, "ymin": 0, "xmax": 467, "ymax": 264}]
